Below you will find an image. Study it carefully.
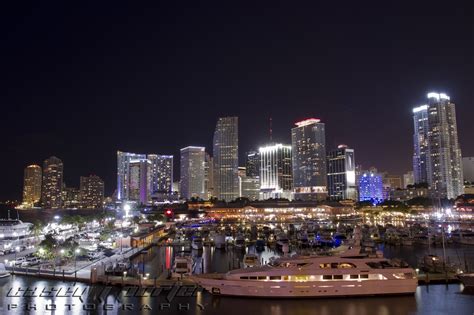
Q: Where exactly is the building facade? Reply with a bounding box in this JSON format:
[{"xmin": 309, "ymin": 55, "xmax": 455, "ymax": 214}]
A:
[
  {"xmin": 204, "ymin": 153, "xmax": 214, "ymax": 199},
  {"xmin": 41, "ymin": 156, "xmax": 64, "ymax": 209},
  {"xmin": 291, "ymin": 118, "xmax": 327, "ymax": 200},
  {"xmin": 327, "ymin": 145, "xmax": 357, "ymax": 200},
  {"xmin": 22, "ymin": 164, "xmax": 42, "ymax": 207},
  {"xmin": 259, "ymin": 144, "xmax": 293, "ymax": 200},
  {"xmin": 80, "ymin": 175, "xmax": 104, "ymax": 208},
  {"xmin": 212, "ymin": 117, "xmax": 239, "ymax": 202},
  {"xmin": 412, "ymin": 92, "xmax": 464, "ymax": 199},
  {"xmin": 148, "ymin": 154, "xmax": 173, "ymax": 194},
  {"xmin": 117, "ymin": 151, "xmax": 147, "ymax": 201},
  {"xmin": 180, "ymin": 146, "xmax": 206, "ymax": 200},
  {"xmin": 62, "ymin": 186, "xmax": 81, "ymax": 208},
  {"xmin": 245, "ymin": 151, "xmax": 260, "ymax": 178},
  {"xmin": 358, "ymin": 171, "xmax": 384, "ymax": 202},
  {"xmin": 403, "ymin": 171, "xmax": 415, "ymax": 188},
  {"xmin": 238, "ymin": 167, "xmax": 260, "ymax": 200}
]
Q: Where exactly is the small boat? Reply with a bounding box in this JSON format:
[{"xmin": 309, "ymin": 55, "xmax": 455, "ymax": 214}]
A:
[
  {"xmin": 234, "ymin": 234, "xmax": 246, "ymax": 249},
  {"xmin": 191, "ymin": 237, "xmax": 203, "ymax": 250},
  {"xmin": 214, "ymin": 233, "xmax": 226, "ymax": 250},
  {"xmin": 0, "ymin": 263, "xmax": 10, "ymax": 278},
  {"xmin": 172, "ymin": 256, "xmax": 193, "ymax": 278},
  {"xmin": 243, "ymin": 254, "xmax": 260, "ymax": 268},
  {"xmin": 458, "ymin": 273, "xmax": 474, "ymax": 287}
]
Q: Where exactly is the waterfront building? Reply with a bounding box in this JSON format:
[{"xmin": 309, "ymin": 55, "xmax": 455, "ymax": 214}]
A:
[
  {"xmin": 128, "ymin": 158, "xmax": 152, "ymax": 204},
  {"xmin": 213, "ymin": 117, "xmax": 239, "ymax": 202},
  {"xmin": 180, "ymin": 146, "xmax": 206, "ymax": 200},
  {"xmin": 259, "ymin": 144, "xmax": 293, "ymax": 200},
  {"xmin": 22, "ymin": 164, "xmax": 42, "ymax": 207},
  {"xmin": 463, "ymin": 157, "xmax": 474, "ymax": 183},
  {"xmin": 403, "ymin": 171, "xmax": 415, "ymax": 188},
  {"xmin": 62, "ymin": 186, "xmax": 81, "ymax": 208},
  {"xmin": 383, "ymin": 174, "xmax": 403, "ymax": 189},
  {"xmin": 204, "ymin": 153, "xmax": 215, "ymax": 199},
  {"xmin": 80, "ymin": 175, "xmax": 104, "ymax": 208},
  {"xmin": 358, "ymin": 171, "xmax": 384, "ymax": 203},
  {"xmin": 238, "ymin": 167, "xmax": 260, "ymax": 200},
  {"xmin": 148, "ymin": 154, "xmax": 174, "ymax": 194},
  {"xmin": 412, "ymin": 92, "xmax": 464, "ymax": 199},
  {"xmin": 291, "ymin": 118, "xmax": 327, "ymax": 201},
  {"xmin": 245, "ymin": 151, "xmax": 260, "ymax": 178},
  {"xmin": 117, "ymin": 151, "xmax": 147, "ymax": 201},
  {"xmin": 41, "ymin": 156, "xmax": 64, "ymax": 209},
  {"xmin": 327, "ymin": 145, "xmax": 357, "ymax": 200}
]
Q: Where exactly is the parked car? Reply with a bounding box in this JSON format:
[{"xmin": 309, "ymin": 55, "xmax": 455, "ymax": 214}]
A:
[
  {"xmin": 0, "ymin": 250, "xmax": 5, "ymax": 256},
  {"xmin": 14, "ymin": 257, "xmax": 26, "ymax": 265},
  {"xmin": 21, "ymin": 257, "xmax": 40, "ymax": 267},
  {"xmin": 87, "ymin": 252, "xmax": 103, "ymax": 261}
]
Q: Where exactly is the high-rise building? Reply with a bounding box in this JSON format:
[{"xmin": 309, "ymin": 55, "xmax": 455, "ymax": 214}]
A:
[
  {"xmin": 117, "ymin": 151, "xmax": 173, "ymax": 204},
  {"xmin": 62, "ymin": 186, "xmax": 81, "ymax": 208},
  {"xmin": 327, "ymin": 145, "xmax": 357, "ymax": 200},
  {"xmin": 259, "ymin": 144, "xmax": 293, "ymax": 200},
  {"xmin": 80, "ymin": 175, "xmax": 104, "ymax": 208},
  {"xmin": 148, "ymin": 154, "xmax": 173, "ymax": 193},
  {"xmin": 463, "ymin": 157, "xmax": 474, "ymax": 183},
  {"xmin": 180, "ymin": 146, "xmax": 206, "ymax": 200},
  {"xmin": 412, "ymin": 92, "xmax": 464, "ymax": 199},
  {"xmin": 238, "ymin": 167, "xmax": 260, "ymax": 200},
  {"xmin": 204, "ymin": 153, "xmax": 214, "ymax": 199},
  {"xmin": 358, "ymin": 171, "xmax": 384, "ymax": 202},
  {"xmin": 22, "ymin": 164, "xmax": 42, "ymax": 207},
  {"xmin": 383, "ymin": 173, "xmax": 403, "ymax": 189},
  {"xmin": 213, "ymin": 117, "xmax": 239, "ymax": 202},
  {"xmin": 41, "ymin": 156, "xmax": 64, "ymax": 209},
  {"xmin": 403, "ymin": 171, "xmax": 415, "ymax": 188},
  {"xmin": 291, "ymin": 118, "xmax": 327, "ymax": 200},
  {"xmin": 128, "ymin": 158, "xmax": 152, "ymax": 204},
  {"xmin": 245, "ymin": 151, "xmax": 260, "ymax": 178},
  {"xmin": 117, "ymin": 151, "xmax": 147, "ymax": 201}
]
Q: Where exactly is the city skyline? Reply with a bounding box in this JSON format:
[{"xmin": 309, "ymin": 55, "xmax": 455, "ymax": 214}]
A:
[{"xmin": 2, "ymin": 3, "xmax": 474, "ymax": 200}]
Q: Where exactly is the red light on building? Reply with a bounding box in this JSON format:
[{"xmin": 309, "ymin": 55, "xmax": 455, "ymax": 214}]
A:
[{"xmin": 165, "ymin": 209, "xmax": 173, "ymax": 216}]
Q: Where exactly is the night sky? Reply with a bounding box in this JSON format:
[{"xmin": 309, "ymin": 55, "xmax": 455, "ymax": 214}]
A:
[{"xmin": 1, "ymin": 2, "xmax": 473, "ymax": 200}]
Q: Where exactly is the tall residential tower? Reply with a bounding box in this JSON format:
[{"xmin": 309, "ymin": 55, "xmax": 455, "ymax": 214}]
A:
[
  {"xmin": 22, "ymin": 164, "xmax": 42, "ymax": 207},
  {"xmin": 41, "ymin": 156, "xmax": 64, "ymax": 209},
  {"xmin": 212, "ymin": 117, "xmax": 239, "ymax": 202},
  {"xmin": 412, "ymin": 92, "xmax": 464, "ymax": 199},
  {"xmin": 180, "ymin": 146, "xmax": 206, "ymax": 200},
  {"xmin": 291, "ymin": 118, "xmax": 327, "ymax": 200}
]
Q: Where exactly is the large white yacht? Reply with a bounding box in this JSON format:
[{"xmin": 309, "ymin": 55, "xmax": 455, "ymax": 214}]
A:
[{"xmin": 192, "ymin": 229, "xmax": 418, "ymax": 298}]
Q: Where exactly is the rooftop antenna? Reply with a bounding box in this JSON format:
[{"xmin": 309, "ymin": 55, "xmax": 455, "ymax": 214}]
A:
[{"xmin": 269, "ymin": 117, "xmax": 273, "ymax": 142}]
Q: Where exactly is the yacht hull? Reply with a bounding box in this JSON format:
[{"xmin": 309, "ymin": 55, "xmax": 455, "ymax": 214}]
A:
[{"xmin": 194, "ymin": 277, "xmax": 417, "ymax": 298}]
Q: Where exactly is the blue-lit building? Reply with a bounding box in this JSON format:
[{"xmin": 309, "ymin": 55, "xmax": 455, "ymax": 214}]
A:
[{"xmin": 358, "ymin": 171, "xmax": 384, "ymax": 203}]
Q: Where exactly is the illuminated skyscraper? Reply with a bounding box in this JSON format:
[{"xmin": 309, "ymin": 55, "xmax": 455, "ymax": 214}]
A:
[
  {"xmin": 358, "ymin": 171, "xmax": 384, "ymax": 202},
  {"xmin": 412, "ymin": 92, "xmax": 464, "ymax": 199},
  {"xmin": 259, "ymin": 144, "xmax": 293, "ymax": 200},
  {"xmin": 22, "ymin": 164, "xmax": 42, "ymax": 207},
  {"xmin": 245, "ymin": 151, "xmax": 260, "ymax": 178},
  {"xmin": 41, "ymin": 156, "xmax": 63, "ymax": 209},
  {"xmin": 204, "ymin": 152, "xmax": 214, "ymax": 199},
  {"xmin": 117, "ymin": 151, "xmax": 147, "ymax": 201},
  {"xmin": 327, "ymin": 145, "xmax": 357, "ymax": 200},
  {"xmin": 80, "ymin": 175, "xmax": 104, "ymax": 208},
  {"xmin": 148, "ymin": 154, "xmax": 173, "ymax": 193},
  {"xmin": 213, "ymin": 117, "xmax": 239, "ymax": 202},
  {"xmin": 128, "ymin": 158, "xmax": 152, "ymax": 204},
  {"xmin": 238, "ymin": 167, "xmax": 260, "ymax": 200},
  {"xmin": 180, "ymin": 146, "xmax": 206, "ymax": 200},
  {"xmin": 291, "ymin": 118, "xmax": 327, "ymax": 200}
]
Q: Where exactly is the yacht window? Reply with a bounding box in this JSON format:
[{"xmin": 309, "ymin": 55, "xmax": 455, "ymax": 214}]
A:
[
  {"xmin": 333, "ymin": 275, "xmax": 343, "ymax": 280},
  {"xmin": 350, "ymin": 274, "xmax": 359, "ymax": 279},
  {"xmin": 258, "ymin": 276, "xmax": 266, "ymax": 280},
  {"xmin": 240, "ymin": 276, "xmax": 249, "ymax": 280},
  {"xmin": 322, "ymin": 275, "xmax": 332, "ymax": 280},
  {"xmin": 360, "ymin": 274, "xmax": 369, "ymax": 279},
  {"xmin": 249, "ymin": 276, "xmax": 257, "ymax": 280},
  {"xmin": 294, "ymin": 275, "xmax": 309, "ymax": 281},
  {"xmin": 282, "ymin": 276, "xmax": 289, "ymax": 281},
  {"xmin": 269, "ymin": 276, "xmax": 281, "ymax": 280},
  {"xmin": 319, "ymin": 263, "xmax": 331, "ymax": 269},
  {"xmin": 331, "ymin": 263, "xmax": 339, "ymax": 268},
  {"xmin": 297, "ymin": 263, "xmax": 311, "ymax": 267},
  {"xmin": 338, "ymin": 263, "xmax": 356, "ymax": 269}
]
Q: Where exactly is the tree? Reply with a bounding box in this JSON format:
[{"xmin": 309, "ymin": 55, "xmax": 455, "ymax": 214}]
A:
[
  {"xmin": 29, "ymin": 220, "xmax": 44, "ymax": 243},
  {"xmin": 36, "ymin": 233, "xmax": 58, "ymax": 260}
]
